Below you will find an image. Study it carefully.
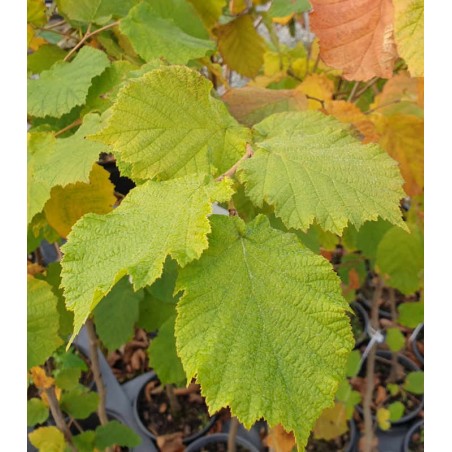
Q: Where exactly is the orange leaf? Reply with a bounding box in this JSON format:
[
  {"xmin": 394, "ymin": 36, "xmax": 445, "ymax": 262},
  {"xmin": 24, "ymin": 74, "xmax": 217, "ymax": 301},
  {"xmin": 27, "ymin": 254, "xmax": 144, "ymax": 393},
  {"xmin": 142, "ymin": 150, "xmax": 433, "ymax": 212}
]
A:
[
  {"xmin": 30, "ymin": 367, "xmax": 54, "ymax": 389},
  {"xmin": 325, "ymin": 100, "xmax": 379, "ymax": 143},
  {"xmin": 310, "ymin": 0, "xmax": 397, "ymax": 81},
  {"xmin": 348, "ymin": 268, "xmax": 361, "ymax": 290},
  {"xmin": 265, "ymin": 424, "xmax": 296, "ymax": 452}
]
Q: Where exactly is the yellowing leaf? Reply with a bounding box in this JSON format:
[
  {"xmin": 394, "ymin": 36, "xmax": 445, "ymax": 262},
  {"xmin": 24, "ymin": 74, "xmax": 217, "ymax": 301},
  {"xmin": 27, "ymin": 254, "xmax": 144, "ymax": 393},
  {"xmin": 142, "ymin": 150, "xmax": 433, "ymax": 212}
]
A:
[
  {"xmin": 61, "ymin": 175, "xmax": 233, "ymax": 342},
  {"xmin": 222, "ymin": 87, "xmax": 308, "ymax": 126},
  {"xmin": 238, "ymin": 111, "xmax": 407, "ymax": 235},
  {"xmin": 216, "ymin": 15, "xmax": 266, "ymax": 78},
  {"xmin": 28, "ymin": 24, "xmax": 47, "ymax": 51},
  {"xmin": 377, "ymin": 407, "xmax": 391, "ymax": 430},
  {"xmin": 310, "ymin": 0, "xmax": 398, "ymax": 81},
  {"xmin": 92, "ymin": 66, "xmax": 250, "ymax": 181},
  {"xmin": 176, "ymin": 215, "xmax": 353, "ymax": 449},
  {"xmin": 297, "ymin": 74, "xmax": 334, "ymax": 110},
  {"xmin": 394, "ymin": 0, "xmax": 424, "ymax": 77},
  {"xmin": 30, "ymin": 366, "xmax": 54, "ymax": 389},
  {"xmin": 28, "ymin": 0, "xmax": 47, "ymax": 26},
  {"xmin": 44, "ymin": 164, "xmax": 116, "ymax": 238},
  {"xmin": 29, "ymin": 426, "xmax": 66, "ymax": 452},
  {"xmin": 313, "ymin": 402, "xmax": 348, "ymax": 440},
  {"xmin": 372, "ymin": 114, "xmax": 423, "ymax": 196},
  {"xmin": 229, "ymin": 0, "xmax": 247, "ymax": 14},
  {"xmin": 325, "ymin": 100, "xmax": 379, "ymax": 143},
  {"xmin": 265, "ymin": 425, "xmax": 296, "ymax": 452},
  {"xmin": 188, "ymin": 0, "xmax": 226, "ymax": 29}
]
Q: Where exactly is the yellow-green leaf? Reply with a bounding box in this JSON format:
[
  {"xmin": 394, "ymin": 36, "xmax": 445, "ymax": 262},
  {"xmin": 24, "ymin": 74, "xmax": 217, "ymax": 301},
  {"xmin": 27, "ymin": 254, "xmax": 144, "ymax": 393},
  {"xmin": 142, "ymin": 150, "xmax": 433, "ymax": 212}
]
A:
[
  {"xmin": 29, "ymin": 426, "xmax": 66, "ymax": 452},
  {"xmin": 175, "ymin": 215, "xmax": 353, "ymax": 449}
]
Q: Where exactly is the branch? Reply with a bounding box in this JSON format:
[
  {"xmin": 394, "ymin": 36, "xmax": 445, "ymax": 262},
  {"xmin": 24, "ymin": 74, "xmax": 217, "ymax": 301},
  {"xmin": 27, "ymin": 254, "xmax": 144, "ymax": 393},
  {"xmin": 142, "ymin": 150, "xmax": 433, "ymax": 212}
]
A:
[
  {"xmin": 85, "ymin": 319, "xmax": 110, "ymax": 426},
  {"xmin": 64, "ymin": 21, "xmax": 120, "ymax": 62},
  {"xmin": 216, "ymin": 144, "xmax": 254, "ymax": 182},
  {"xmin": 54, "ymin": 118, "xmax": 82, "ymax": 137},
  {"xmin": 362, "ymin": 276, "xmax": 383, "ymax": 452},
  {"xmin": 365, "ymin": 100, "xmax": 401, "ymax": 115},
  {"xmin": 227, "ymin": 417, "xmax": 239, "ymax": 452}
]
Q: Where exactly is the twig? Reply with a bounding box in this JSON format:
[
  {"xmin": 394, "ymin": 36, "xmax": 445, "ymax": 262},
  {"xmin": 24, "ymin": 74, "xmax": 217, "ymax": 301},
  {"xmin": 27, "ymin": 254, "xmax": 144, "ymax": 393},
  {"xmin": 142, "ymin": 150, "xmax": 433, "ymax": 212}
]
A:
[
  {"xmin": 311, "ymin": 52, "xmax": 321, "ymax": 74},
  {"xmin": 305, "ymin": 94, "xmax": 325, "ymax": 109},
  {"xmin": 85, "ymin": 319, "xmax": 110, "ymax": 427},
  {"xmin": 388, "ymin": 288, "xmax": 403, "ymax": 383},
  {"xmin": 54, "ymin": 119, "xmax": 82, "ymax": 137},
  {"xmin": 216, "ymin": 144, "xmax": 254, "ymax": 181},
  {"xmin": 347, "ymin": 81, "xmax": 360, "ymax": 102},
  {"xmin": 365, "ymin": 100, "xmax": 401, "ymax": 115},
  {"xmin": 362, "ymin": 276, "xmax": 383, "ymax": 452},
  {"xmin": 351, "ymin": 77, "xmax": 378, "ymax": 102},
  {"xmin": 165, "ymin": 384, "xmax": 182, "ymax": 417},
  {"xmin": 227, "ymin": 417, "xmax": 240, "ymax": 452},
  {"xmin": 44, "ymin": 386, "xmax": 76, "ymax": 451},
  {"xmin": 43, "ymin": 19, "xmax": 67, "ymax": 30},
  {"xmin": 64, "ymin": 21, "xmax": 120, "ymax": 62}
]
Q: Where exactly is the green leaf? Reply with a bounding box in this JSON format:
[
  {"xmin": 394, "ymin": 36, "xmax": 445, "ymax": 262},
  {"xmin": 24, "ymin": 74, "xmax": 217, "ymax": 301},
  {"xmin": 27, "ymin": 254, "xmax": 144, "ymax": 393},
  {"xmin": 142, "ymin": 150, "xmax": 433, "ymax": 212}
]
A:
[
  {"xmin": 138, "ymin": 258, "xmax": 180, "ymax": 331},
  {"xmin": 335, "ymin": 380, "xmax": 361, "ymax": 419},
  {"xmin": 355, "ymin": 219, "xmax": 393, "ymax": 262},
  {"xmin": 61, "ymin": 175, "xmax": 233, "ymax": 342},
  {"xmin": 28, "ymin": 45, "xmax": 67, "ymax": 74},
  {"xmin": 92, "ymin": 65, "xmax": 250, "ymax": 181},
  {"xmin": 148, "ymin": 316, "xmax": 186, "ymax": 385},
  {"xmin": 404, "ymin": 371, "xmax": 424, "ymax": 395},
  {"xmin": 95, "ymin": 420, "xmax": 141, "ymax": 449},
  {"xmin": 28, "ymin": 0, "xmax": 47, "ymax": 26},
  {"xmin": 28, "ymin": 132, "xmax": 55, "ymax": 223},
  {"xmin": 268, "ymin": 0, "xmax": 311, "ymax": 17},
  {"xmin": 29, "ymin": 426, "xmax": 66, "ymax": 452},
  {"xmin": 376, "ymin": 226, "xmax": 424, "ymax": 294},
  {"xmin": 27, "ymin": 398, "xmax": 49, "ymax": 427},
  {"xmin": 56, "ymin": 0, "xmax": 138, "ymax": 25},
  {"xmin": 72, "ymin": 431, "xmax": 96, "ymax": 452},
  {"xmin": 187, "ymin": 0, "xmax": 225, "ymax": 29},
  {"xmin": 28, "ymin": 46, "xmax": 110, "ymax": 118},
  {"xmin": 28, "ymin": 277, "xmax": 63, "ymax": 369},
  {"xmin": 385, "ymin": 328, "xmax": 405, "ymax": 352},
  {"xmin": 175, "ymin": 214, "xmax": 353, "ymax": 448},
  {"xmin": 120, "ymin": 2, "xmax": 214, "ymax": 64},
  {"xmin": 387, "ymin": 383, "xmax": 399, "ymax": 397},
  {"xmin": 34, "ymin": 114, "xmax": 110, "ymax": 191},
  {"xmin": 54, "ymin": 367, "xmax": 82, "ymax": 390},
  {"xmin": 216, "ymin": 15, "xmax": 266, "ymax": 78},
  {"xmin": 93, "ymin": 277, "xmax": 142, "ymax": 350},
  {"xmin": 345, "ymin": 350, "xmax": 361, "ymax": 378},
  {"xmin": 398, "ymin": 302, "xmax": 424, "ymax": 328},
  {"xmin": 388, "ymin": 401, "xmax": 405, "ymax": 422},
  {"xmin": 60, "ymin": 388, "xmax": 99, "ymax": 419},
  {"xmin": 238, "ymin": 111, "xmax": 407, "ymax": 235}
]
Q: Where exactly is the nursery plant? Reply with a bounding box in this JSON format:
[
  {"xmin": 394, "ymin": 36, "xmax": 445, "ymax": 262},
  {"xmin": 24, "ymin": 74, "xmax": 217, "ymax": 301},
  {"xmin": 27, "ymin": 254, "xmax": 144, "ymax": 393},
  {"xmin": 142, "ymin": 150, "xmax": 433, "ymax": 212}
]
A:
[{"xmin": 27, "ymin": 0, "xmax": 424, "ymax": 450}]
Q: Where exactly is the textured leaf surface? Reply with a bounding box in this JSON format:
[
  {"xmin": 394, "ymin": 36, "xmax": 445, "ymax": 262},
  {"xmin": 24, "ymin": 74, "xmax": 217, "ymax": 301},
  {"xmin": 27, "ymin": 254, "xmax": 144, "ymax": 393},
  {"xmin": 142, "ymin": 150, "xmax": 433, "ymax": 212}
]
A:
[
  {"xmin": 92, "ymin": 66, "xmax": 250, "ymax": 181},
  {"xmin": 28, "ymin": 277, "xmax": 63, "ymax": 369},
  {"xmin": 28, "ymin": 132, "xmax": 55, "ymax": 223},
  {"xmin": 93, "ymin": 277, "xmax": 142, "ymax": 351},
  {"xmin": 28, "ymin": 45, "xmax": 67, "ymax": 74},
  {"xmin": 120, "ymin": 2, "xmax": 214, "ymax": 64},
  {"xmin": 44, "ymin": 164, "xmax": 116, "ymax": 238},
  {"xmin": 35, "ymin": 114, "xmax": 110, "ymax": 189},
  {"xmin": 239, "ymin": 111, "xmax": 406, "ymax": 235},
  {"xmin": 376, "ymin": 226, "xmax": 423, "ymax": 294},
  {"xmin": 310, "ymin": 0, "xmax": 397, "ymax": 80},
  {"xmin": 216, "ymin": 15, "xmax": 266, "ymax": 78},
  {"xmin": 148, "ymin": 315, "xmax": 186, "ymax": 385},
  {"xmin": 61, "ymin": 175, "xmax": 233, "ymax": 341},
  {"xmin": 394, "ymin": 0, "xmax": 424, "ymax": 77},
  {"xmin": 28, "ymin": 47, "xmax": 110, "ymax": 117},
  {"xmin": 175, "ymin": 215, "xmax": 353, "ymax": 448},
  {"xmin": 29, "ymin": 427, "xmax": 66, "ymax": 452}
]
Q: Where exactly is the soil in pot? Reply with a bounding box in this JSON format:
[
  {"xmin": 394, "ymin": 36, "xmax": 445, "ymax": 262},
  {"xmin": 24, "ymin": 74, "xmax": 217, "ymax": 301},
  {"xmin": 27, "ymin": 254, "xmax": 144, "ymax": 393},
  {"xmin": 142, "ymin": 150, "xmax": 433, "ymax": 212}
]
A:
[
  {"xmin": 354, "ymin": 352, "xmax": 423, "ymax": 425},
  {"xmin": 405, "ymin": 421, "xmax": 424, "ymax": 452},
  {"xmin": 136, "ymin": 378, "xmax": 214, "ymax": 441}
]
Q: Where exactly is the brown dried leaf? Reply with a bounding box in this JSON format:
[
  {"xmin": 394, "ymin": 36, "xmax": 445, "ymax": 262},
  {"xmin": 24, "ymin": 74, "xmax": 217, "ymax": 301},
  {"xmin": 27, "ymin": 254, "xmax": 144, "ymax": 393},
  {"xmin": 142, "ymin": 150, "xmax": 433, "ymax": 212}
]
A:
[
  {"xmin": 156, "ymin": 432, "xmax": 185, "ymax": 452},
  {"xmin": 30, "ymin": 367, "xmax": 54, "ymax": 389},
  {"xmin": 310, "ymin": 0, "xmax": 397, "ymax": 81},
  {"xmin": 265, "ymin": 424, "xmax": 296, "ymax": 452}
]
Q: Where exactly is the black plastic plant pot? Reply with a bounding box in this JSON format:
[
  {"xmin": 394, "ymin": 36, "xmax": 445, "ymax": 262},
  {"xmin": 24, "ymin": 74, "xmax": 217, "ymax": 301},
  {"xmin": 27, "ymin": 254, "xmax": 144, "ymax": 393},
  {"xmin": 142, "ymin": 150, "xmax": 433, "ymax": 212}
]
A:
[
  {"xmin": 132, "ymin": 375, "xmax": 218, "ymax": 445},
  {"xmin": 184, "ymin": 433, "xmax": 260, "ymax": 452},
  {"xmin": 349, "ymin": 301, "xmax": 370, "ymax": 348},
  {"xmin": 357, "ymin": 351, "xmax": 424, "ymax": 426},
  {"xmin": 411, "ymin": 324, "xmax": 424, "ymax": 367},
  {"xmin": 402, "ymin": 419, "xmax": 424, "ymax": 452}
]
